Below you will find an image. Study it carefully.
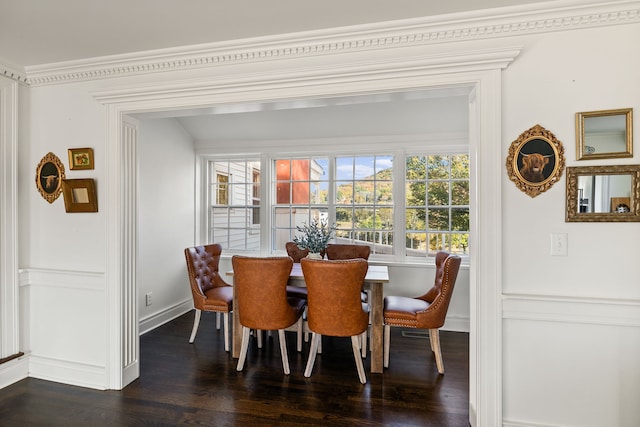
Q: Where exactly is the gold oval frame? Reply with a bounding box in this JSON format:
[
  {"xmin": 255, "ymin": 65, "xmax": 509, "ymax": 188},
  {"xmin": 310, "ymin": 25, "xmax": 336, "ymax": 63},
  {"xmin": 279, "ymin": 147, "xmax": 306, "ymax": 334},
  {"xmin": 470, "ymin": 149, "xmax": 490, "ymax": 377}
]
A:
[
  {"xmin": 506, "ymin": 124, "xmax": 565, "ymax": 198},
  {"xmin": 35, "ymin": 152, "xmax": 66, "ymax": 203}
]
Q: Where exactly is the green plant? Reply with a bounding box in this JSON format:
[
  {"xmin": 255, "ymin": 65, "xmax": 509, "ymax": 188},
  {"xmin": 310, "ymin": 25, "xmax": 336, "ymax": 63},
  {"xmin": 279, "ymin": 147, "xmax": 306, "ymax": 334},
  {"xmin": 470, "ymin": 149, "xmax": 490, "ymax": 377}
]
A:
[{"xmin": 293, "ymin": 218, "xmax": 336, "ymax": 253}]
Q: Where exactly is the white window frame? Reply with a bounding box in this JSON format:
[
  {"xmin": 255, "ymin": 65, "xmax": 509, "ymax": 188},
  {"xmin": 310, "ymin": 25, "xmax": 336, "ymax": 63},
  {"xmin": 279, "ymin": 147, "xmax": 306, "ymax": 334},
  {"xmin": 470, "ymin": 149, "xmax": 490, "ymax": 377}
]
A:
[{"xmin": 200, "ymin": 136, "xmax": 469, "ymax": 263}]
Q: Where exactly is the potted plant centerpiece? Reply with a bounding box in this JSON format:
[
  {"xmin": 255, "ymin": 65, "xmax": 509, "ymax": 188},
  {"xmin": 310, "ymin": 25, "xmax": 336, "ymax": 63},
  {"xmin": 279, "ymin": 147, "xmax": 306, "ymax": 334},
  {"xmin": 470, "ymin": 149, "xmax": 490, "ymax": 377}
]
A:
[{"xmin": 293, "ymin": 218, "xmax": 336, "ymax": 259}]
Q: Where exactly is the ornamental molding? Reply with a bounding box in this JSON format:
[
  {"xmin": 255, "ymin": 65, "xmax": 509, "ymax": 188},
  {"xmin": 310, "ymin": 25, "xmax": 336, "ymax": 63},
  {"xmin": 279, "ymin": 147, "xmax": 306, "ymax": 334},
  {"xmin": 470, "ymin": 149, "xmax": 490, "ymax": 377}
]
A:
[
  {"xmin": 0, "ymin": 64, "xmax": 28, "ymax": 84},
  {"xmin": 13, "ymin": 0, "xmax": 640, "ymax": 86}
]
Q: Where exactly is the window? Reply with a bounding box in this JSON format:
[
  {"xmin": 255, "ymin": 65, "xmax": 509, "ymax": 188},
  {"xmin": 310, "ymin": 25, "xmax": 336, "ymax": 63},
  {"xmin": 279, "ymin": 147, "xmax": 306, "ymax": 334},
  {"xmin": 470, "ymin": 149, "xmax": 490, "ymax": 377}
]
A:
[
  {"xmin": 209, "ymin": 159, "xmax": 261, "ymax": 251},
  {"xmin": 405, "ymin": 154, "xmax": 469, "ymax": 257},
  {"xmin": 335, "ymin": 155, "xmax": 394, "ymax": 255},
  {"xmin": 272, "ymin": 157, "xmax": 329, "ymax": 250},
  {"xmin": 208, "ymin": 151, "xmax": 469, "ymax": 260},
  {"xmin": 216, "ymin": 173, "xmax": 229, "ymax": 205},
  {"xmin": 252, "ymin": 169, "xmax": 260, "ymax": 225}
]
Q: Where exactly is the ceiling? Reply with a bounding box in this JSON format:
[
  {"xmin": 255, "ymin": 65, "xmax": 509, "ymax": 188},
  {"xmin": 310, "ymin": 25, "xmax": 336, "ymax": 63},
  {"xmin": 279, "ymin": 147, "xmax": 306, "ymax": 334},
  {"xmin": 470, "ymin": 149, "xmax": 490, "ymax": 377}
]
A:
[
  {"xmin": 0, "ymin": 0, "xmax": 549, "ymax": 67},
  {"xmin": 154, "ymin": 88, "xmax": 472, "ymax": 142},
  {"xmin": 1, "ymin": 0, "xmax": 547, "ymax": 142}
]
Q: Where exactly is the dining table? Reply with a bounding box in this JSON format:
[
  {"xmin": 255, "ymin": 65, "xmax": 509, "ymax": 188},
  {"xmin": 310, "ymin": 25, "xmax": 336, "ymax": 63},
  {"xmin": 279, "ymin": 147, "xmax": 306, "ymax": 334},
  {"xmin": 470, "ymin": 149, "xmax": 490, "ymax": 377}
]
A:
[{"xmin": 226, "ymin": 262, "xmax": 390, "ymax": 374}]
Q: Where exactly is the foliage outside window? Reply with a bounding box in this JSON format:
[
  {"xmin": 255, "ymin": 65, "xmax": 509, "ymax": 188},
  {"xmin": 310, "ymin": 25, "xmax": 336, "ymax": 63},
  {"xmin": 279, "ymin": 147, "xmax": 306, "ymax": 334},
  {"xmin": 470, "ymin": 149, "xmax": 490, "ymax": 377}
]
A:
[
  {"xmin": 335, "ymin": 155, "xmax": 394, "ymax": 255},
  {"xmin": 405, "ymin": 154, "xmax": 469, "ymax": 257}
]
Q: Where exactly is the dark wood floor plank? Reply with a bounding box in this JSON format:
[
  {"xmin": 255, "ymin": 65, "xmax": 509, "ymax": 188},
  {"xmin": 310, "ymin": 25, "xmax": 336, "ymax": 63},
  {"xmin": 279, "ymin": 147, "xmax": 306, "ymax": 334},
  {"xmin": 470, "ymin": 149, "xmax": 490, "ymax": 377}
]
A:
[{"xmin": 0, "ymin": 311, "xmax": 469, "ymax": 426}]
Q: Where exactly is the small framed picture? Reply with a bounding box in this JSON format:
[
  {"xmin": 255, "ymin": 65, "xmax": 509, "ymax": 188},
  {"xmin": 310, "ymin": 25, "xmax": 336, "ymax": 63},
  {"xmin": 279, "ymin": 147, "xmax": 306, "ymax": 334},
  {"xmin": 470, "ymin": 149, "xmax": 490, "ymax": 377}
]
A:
[
  {"xmin": 68, "ymin": 148, "xmax": 94, "ymax": 170},
  {"xmin": 61, "ymin": 179, "xmax": 98, "ymax": 213}
]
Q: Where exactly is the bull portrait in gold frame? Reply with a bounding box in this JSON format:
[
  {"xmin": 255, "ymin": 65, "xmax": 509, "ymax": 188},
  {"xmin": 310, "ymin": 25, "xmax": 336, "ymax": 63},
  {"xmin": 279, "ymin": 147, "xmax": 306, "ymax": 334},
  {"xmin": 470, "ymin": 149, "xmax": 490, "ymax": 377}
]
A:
[{"xmin": 506, "ymin": 124, "xmax": 565, "ymax": 198}]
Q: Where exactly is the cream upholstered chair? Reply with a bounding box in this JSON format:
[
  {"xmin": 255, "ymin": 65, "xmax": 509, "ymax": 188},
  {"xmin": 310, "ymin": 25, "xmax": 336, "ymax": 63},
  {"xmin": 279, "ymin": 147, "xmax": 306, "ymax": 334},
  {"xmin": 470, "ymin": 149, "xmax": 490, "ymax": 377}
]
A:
[
  {"xmin": 383, "ymin": 251, "xmax": 461, "ymax": 374},
  {"xmin": 184, "ymin": 244, "xmax": 233, "ymax": 351},
  {"xmin": 232, "ymin": 256, "xmax": 306, "ymax": 375},
  {"xmin": 301, "ymin": 258, "xmax": 370, "ymax": 384}
]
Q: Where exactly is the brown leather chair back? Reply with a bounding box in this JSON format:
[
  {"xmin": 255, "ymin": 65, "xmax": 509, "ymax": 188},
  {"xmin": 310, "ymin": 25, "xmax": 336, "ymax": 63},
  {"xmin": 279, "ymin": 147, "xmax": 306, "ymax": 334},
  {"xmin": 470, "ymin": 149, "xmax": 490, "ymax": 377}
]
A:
[
  {"xmin": 184, "ymin": 244, "xmax": 230, "ymax": 310},
  {"xmin": 301, "ymin": 258, "xmax": 369, "ymax": 337},
  {"xmin": 325, "ymin": 244, "xmax": 370, "ymax": 260},
  {"xmin": 232, "ymin": 256, "xmax": 299, "ymax": 330},
  {"xmin": 285, "ymin": 241, "xmax": 309, "ymax": 262},
  {"xmin": 415, "ymin": 252, "xmax": 461, "ymax": 329}
]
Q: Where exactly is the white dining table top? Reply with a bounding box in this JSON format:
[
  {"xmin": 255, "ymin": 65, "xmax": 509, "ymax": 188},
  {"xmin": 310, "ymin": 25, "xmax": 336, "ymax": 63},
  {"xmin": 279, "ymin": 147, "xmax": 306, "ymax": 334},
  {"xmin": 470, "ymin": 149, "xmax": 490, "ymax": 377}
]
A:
[
  {"xmin": 289, "ymin": 262, "xmax": 389, "ymax": 282},
  {"xmin": 227, "ymin": 262, "xmax": 389, "ymax": 283}
]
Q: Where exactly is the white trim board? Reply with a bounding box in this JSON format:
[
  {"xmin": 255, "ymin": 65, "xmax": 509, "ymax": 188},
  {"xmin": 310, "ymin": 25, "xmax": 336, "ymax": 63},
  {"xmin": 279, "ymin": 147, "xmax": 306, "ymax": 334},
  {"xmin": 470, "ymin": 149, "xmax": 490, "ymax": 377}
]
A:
[{"xmin": 21, "ymin": 0, "xmax": 640, "ymax": 86}]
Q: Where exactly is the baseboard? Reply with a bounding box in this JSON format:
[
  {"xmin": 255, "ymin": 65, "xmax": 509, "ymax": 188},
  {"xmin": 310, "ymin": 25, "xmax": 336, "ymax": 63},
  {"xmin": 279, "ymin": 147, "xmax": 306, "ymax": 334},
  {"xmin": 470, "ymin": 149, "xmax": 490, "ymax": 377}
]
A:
[
  {"xmin": 0, "ymin": 354, "xmax": 29, "ymax": 389},
  {"xmin": 503, "ymin": 420, "xmax": 557, "ymax": 427},
  {"xmin": 443, "ymin": 315, "xmax": 470, "ymax": 333},
  {"xmin": 29, "ymin": 354, "xmax": 107, "ymax": 390},
  {"xmin": 139, "ymin": 299, "xmax": 193, "ymax": 335},
  {"xmin": 469, "ymin": 401, "xmax": 476, "ymax": 427}
]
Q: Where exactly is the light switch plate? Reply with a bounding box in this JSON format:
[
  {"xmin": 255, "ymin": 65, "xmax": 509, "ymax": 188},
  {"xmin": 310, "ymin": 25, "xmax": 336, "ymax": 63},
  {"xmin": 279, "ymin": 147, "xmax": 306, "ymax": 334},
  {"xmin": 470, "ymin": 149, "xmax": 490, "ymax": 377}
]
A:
[{"xmin": 551, "ymin": 233, "xmax": 568, "ymax": 256}]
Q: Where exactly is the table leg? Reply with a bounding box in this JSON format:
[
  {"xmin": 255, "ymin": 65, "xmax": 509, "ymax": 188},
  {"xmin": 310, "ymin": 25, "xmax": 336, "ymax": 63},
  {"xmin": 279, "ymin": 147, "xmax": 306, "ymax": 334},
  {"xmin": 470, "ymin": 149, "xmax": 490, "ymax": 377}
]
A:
[
  {"xmin": 232, "ymin": 278, "xmax": 241, "ymax": 358},
  {"xmin": 370, "ymin": 281, "xmax": 383, "ymax": 373}
]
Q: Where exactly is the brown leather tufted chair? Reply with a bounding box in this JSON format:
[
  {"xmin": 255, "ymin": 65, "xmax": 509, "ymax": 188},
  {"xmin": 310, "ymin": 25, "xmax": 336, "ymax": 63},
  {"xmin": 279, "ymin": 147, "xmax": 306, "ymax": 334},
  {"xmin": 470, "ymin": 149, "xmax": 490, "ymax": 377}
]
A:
[
  {"xmin": 232, "ymin": 256, "xmax": 306, "ymax": 375},
  {"xmin": 383, "ymin": 251, "xmax": 461, "ymax": 374},
  {"xmin": 184, "ymin": 244, "xmax": 233, "ymax": 351},
  {"xmin": 285, "ymin": 241, "xmax": 309, "ymax": 262},
  {"xmin": 285, "ymin": 241, "xmax": 311, "ymax": 300},
  {"xmin": 325, "ymin": 243, "xmax": 370, "ymax": 261},
  {"xmin": 301, "ymin": 258, "xmax": 370, "ymax": 384},
  {"xmin": 325, "ymin": 243, "xmax": 372, "ymax": 355}
]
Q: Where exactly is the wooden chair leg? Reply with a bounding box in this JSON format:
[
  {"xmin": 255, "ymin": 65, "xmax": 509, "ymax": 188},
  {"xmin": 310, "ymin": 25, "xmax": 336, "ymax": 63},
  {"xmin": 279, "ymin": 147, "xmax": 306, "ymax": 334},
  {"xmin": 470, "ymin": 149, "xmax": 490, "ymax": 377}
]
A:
[
  {"xmin": 236, "ymin": 327, "xmax": 251, "ymax": 372},
  {"xmin": 430, "ymin": 328, "xmax": 444, "ymax": 374},
  {"xmin": 189, "ymin": 309, "xmax": 202, "ymax": 343},
  {"xmin": 257, "ymin": 329, "xmax": 263, "ymax": 348},
  {"xmin": 351, "ymin": 335, "xmax": 367, "ymax": 384},
  {"xmin": 223, "ymin": 312, "xmax": 230, "ymax": 352},
  {"xmin": 383, "ymin": 324, "xmax": 390, "ymax": 368},
  {"xmin": 296, "ymin": 318, "xmax": 303, "ymax": 352},
  {"xmin": 304, "ymin": 332, "xmax": 321, "ymax": 378},
  {"xmin": 278, "ymin": 330, "xmax": 291, "ymax": 375},
  {"xmin": 361, "ymin": 330, "xmax": 367, "ymax": 358},
  {"xmin": 216, "ymin": 312, "xmax": 221, "ymax": 330}
]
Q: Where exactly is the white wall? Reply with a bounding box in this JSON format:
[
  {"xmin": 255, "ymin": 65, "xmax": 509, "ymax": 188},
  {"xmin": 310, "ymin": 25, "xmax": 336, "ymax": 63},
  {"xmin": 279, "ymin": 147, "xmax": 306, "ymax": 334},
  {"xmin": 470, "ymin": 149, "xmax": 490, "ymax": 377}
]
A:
[
  {"xmin": 501, "ymin": 23, "xmax": 640, "ymax": 426},
  {"xmin": 4, "ymin": 1, "xmax": 640, "ymax": 425},
  {"xmin": 137, "ymin": 118, "xmax": 196, "ymax": 334}
]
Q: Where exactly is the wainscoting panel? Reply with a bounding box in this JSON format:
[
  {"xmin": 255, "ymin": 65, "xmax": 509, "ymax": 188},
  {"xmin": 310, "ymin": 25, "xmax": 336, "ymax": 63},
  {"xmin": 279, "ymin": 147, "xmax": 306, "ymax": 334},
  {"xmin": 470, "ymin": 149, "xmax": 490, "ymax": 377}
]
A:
[
  {"xmin": 502, "ymin": 294, "xmax": 640, "ymax": 427},
  {"xmin": 19, "ymin": 268, "xmax": 108, "ymax": 390}
]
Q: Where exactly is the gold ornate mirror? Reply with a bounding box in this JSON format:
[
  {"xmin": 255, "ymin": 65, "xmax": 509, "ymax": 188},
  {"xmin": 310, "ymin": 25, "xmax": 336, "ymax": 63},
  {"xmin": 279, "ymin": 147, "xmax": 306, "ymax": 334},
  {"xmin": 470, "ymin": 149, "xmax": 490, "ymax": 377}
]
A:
[
  {"xmin": 576, "ymin": 108, "xmax": 633, "ymax": 160},
  {"xmin": 566, "ymin": 165, "xmax": 640, "ymax": 222}
]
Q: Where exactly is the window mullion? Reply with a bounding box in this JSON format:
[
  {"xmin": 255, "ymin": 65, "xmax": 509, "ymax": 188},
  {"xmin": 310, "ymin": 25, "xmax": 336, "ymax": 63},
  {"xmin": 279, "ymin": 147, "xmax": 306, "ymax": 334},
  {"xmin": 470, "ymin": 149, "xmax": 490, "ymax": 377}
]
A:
[{"xmin": 394, "ymin": 149, "xmax": 406, "ymax": 260}]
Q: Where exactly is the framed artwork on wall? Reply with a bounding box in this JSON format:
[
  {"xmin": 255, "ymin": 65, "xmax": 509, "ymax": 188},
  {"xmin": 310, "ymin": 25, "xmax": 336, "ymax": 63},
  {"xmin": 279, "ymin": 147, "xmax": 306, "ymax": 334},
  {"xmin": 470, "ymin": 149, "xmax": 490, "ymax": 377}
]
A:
[
  {"xmin": 68, "ymin": 147, "xmax": 94, "ymax": 170},
  {"xmin": 62, "ymin": 178, "xmax": 98, "ymax": 213},
  {"xmin": 35, "ymin": 152, "xmax": 66, "ymax": 203},
  {"xmin": 505, "ymin": 124, "xmax": 565, "ymax": 198}
]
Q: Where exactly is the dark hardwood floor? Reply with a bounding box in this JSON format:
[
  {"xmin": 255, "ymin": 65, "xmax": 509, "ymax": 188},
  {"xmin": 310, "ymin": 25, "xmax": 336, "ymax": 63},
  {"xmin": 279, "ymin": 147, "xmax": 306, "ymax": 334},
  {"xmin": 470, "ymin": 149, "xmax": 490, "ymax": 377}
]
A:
[{"xmin": 0, "ymin": 312, "xmax": 469, "ymax": 426}]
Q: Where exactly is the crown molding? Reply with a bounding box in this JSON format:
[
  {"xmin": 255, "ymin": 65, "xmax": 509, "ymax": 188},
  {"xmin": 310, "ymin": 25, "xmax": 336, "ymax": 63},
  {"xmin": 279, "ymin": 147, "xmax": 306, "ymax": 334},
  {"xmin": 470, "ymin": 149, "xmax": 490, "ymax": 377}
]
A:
[
  {"xmin": 23, "ymin": 0, "xmax": 640, "ymax": 86},
  {"xmin": 0, "ymin": 63, "xmax": 28, "ymax": 84}
]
